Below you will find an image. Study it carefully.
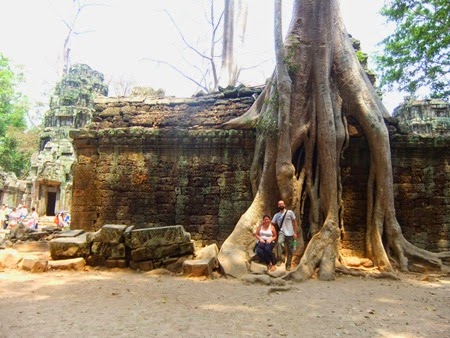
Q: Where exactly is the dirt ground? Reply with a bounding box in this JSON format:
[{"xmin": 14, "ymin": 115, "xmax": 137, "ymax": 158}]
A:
[{"xmin": 0, "ymin": 259, "xmax": 449, "ymax": 338}]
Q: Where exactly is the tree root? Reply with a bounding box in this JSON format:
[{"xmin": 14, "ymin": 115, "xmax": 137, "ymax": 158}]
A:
[{"xmin": 335, "ymin": 266, "xmax": 400, "ymax": 280}]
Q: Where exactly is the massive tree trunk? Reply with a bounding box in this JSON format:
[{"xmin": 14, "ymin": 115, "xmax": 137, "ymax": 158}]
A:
[
  {"xmin": 221, "ymin": 0, "xmax": 248, "ymax": 87},
  {"xmin": 218, "ymin": 0, "xmax": 450, "ymax": 280}
]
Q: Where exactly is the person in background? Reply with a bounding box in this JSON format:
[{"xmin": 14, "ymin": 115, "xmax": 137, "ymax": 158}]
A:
[
  {"xmin": 28, "ymin": 207, "xmax": 39, "ymax": 230},
  {"xmin": 255, "ymin": 214, "xmax": 278, "ymax": 272},
  {"xmin": 0, "ymin": 205, "xmax": 7, "ymax": 229},
  {"xmin": 57, "ymin": 212, "xmax": 68, "ymax": 229},
  {"xmin": 8, "ymin": 207, "xmax": 21, "ymax": 230},
  {"xmin": 19, "ymin": 205, "xmax": 28, "ymax": 221},
  {"xmin": 64, "ymin": 213, "xmax": 71, "ymax": 226}
]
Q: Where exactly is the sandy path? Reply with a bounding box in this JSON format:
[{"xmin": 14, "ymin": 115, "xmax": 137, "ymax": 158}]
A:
[{"xmin": 0, "ymin": 268, "xmax": 449, "ymax": 338}]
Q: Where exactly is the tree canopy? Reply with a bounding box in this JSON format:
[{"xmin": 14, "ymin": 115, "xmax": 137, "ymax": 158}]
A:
[
  {"xmin": 378, "ymin": 0, "xmax": 450, "ymax": 99},
  {"xmin": 0, "ymin": 54, "xmax": 35, "ymax": 177}
]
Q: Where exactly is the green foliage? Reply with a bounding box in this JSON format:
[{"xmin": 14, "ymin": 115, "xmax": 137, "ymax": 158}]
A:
[
  {"xmin": 378, "ymin": 0, "xmax": 450, "ymax": 99},
  {"xmin": 0, "ymin": 54, "xmax": 31, "ymax": 177},
  {"xmin": 356, "ymin": 51, "xmax": 368, "ymax": 66}
]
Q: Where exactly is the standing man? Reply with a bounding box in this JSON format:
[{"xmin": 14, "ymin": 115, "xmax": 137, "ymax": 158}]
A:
[{"xmin": 272, "ymin": 200, "xmax": 298, "ymax": 271}]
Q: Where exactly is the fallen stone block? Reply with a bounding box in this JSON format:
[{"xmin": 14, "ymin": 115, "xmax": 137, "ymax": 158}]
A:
[
  {"xmin": 138, "ymin": 260, "xmax": 154, "ymax": 271},
  {"xmin": 48, "ymin": 257, "xmax": 86, "ymax": 271},
  {"xmin": 111, "ymin": 243, "xmax": 126, "ymax": 259},
  {"xmin": 105, "ymin": 259, "xmax": 127, "ymax": 269},
  {"xmin": 49, "ymin": 234, "xmax": 90, "ymax": 259},
  {"xmin": 96, "ymin": 224, "xmax": 128, "ymax": 244},
  {"xmin": 182, "ymin": 258, "xmax": 216, "ymax": 277},
  {"xmin": 194, "ymin": 244, "xmax": 219, "ymax": 268},
  {"xmin": 129, "ymin": 260, "xmax": 139, "ymax": 270},
  {"xmin": 129, "ymin": 225, "xmax": 191, "ymax": 249},
  {"xmin": 85, "ymin": 255, "xmax": 106, "ymax": 267},
  {"xmin": 56, "ymin": 230, "xmax": 84, "ymax": 238},
  {"xmin": 164, "ymin": 256, "xmax": 191, "ymax": 273},
  {"xmin": 131, "ymin": 241, "xmax": 194, "ymax": 261},
  {"xmin": 28, "ymin": 231, "xmax": 51, "ymax": 241},
  {"xmin": 91, "ymin": 242, "xmax": 113, "ymax": 257},
  {"xmin": 0, "ymin": 248, "xmax": 23, "ymax": 269},
  {"xmin": 86, "ymin": 229, "xmax": 101, "ymax": 243},
  {"xmin": 21, "ymin": 258, "xmax": 48, "ymax": 273}
]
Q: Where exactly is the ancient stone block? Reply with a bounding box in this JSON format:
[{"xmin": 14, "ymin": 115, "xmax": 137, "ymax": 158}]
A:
[
  {"xmin": 0, "ymin": 249, "xmax": 23, "ymax": 269},
  {"xmin": 91, "ymin": 242, "xmax": 112, "ymax": 257},
  {"xmin": 49, "ymin": 234, "xmax": 90, "ymax": 259},
  {"xmin": 111, "ymin": 243, "xmax": 126, "ymax": 259},
  {"xmin": 97, "ymin": 224, "xmax": 128, "ymax": 244},
  {"xmin": 129, "ymin": 225, "xmax": 191, "ymax": 249},
  {"xmin": 85, "ymin": 255, "xmax": 106, "ymax": 267},
  {"xmin": 105, "ymin": 259, "xmax": 127, "ymax": 269},
  {"xmin": 194, "ymin": 243, "xmax": 219, "ymax": 268},
  {"xmin": 56, "ymin": 230, "xmax": 84, "ymax": 238},
  {"xmin": 21, "ymin": 258, "xmax": 48, "ymax": 273},
  {"xmin": 48, "ymin": 257, "xmax": 86, "ymax": 271},
  {"xmin": 131, "ymin": 241, "xmax": 194, "ymax": 262},
  {"xmin": 182, "ymin": 258, "xmax": 215, "ymax": 277},
  {"xmin": 128, "ymin": 260, "xmax": 139, "ymax": 270},
  {"xmin": 138, "ymin": 260, "xmax": 154, "ymax": 271}
]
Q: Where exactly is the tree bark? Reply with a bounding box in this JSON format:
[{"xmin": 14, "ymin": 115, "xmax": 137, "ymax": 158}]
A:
[
  {"xmin": 221, "ymin": 0, "xmax": 248, "ymax": 87},
  {"xmin": 218, "ymin": 0, "xmax": 449, "ymax": 280}
]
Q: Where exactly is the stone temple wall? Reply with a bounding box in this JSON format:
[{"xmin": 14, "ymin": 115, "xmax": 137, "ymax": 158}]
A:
[
  {"xmin": 341, "ymin": 134, "xmax": 450, "ymax": 254},
  {"xmin": 70, "ymin": 89, "xmax": 450, "ymax": 253}
]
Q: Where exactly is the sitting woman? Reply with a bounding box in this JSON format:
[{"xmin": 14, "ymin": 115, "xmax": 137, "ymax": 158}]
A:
[{"xmin": 255, "ymin": 214, "xmax": 278, "ymax": 272}]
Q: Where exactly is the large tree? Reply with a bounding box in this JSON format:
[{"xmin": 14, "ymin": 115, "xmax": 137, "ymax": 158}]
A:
[
  {"xmin": 218, "ymin": 0, "xmax": 450, "ymax": 280},
  {"xmin": 0, "ymin": 54, "xmax": 34, "ymax": 177},
  {"xmin": 378, "ymin": 0, "xmax": 450, "ymax": 99}
]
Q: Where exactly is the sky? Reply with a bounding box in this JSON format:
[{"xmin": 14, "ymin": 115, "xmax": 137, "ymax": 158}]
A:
[{"xmin": 0, "ymin": 0, "xmax": 404, "ymax": 116}]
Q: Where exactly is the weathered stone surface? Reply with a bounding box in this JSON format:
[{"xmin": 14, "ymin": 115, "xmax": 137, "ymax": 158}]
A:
[
  {"xmin": 69, "ymin": 83, "xmax": 450, "ymax": 254},
  {"xmin": 123, "ymin": 226, "xmax": 134, "ymax": 248},
  {"xmin": 91, "ymin": 242, "xmax": 112, "ymax": 257},
  {"xmin": 56, "ymin": 230, "xmax": 84, "ymax": 238},
  {"xmin": 394, "ymin": 99, "xmax": 450, "ymax": 136},
  {"xmin": 129, "ymin": 260, "xmax": 139, "ymax": 270},
  {"xmin": 182, "ymin": 258, "xmax": 215, "ymax": 277},
  {"xmin": 85, "ymin": 255, "xmax": 106, "ymax": 267},
  {"xmin": 131, "ymin": 241, "xmax": 194, "ymax": 262},
  {"xmin": 138, "ymin": 260, "xmax": 154, "ymax": 271},
  {"xmin": 194, "ymin": 244, "xmax": 219, "ymax": 269},
  {"xmin": 28, "ymin": 232, "xmax": 51, "ymax": 241},
  {"xmin": 96, "ymin": 224, "xmax": 128, "ymax": 244},
  {"xmin": 129, "ymin": 225, "xmax": 191, "ymax": 249},
  {"xmin": 49, "ymin": 234, "xmax": 90, "ymax": 259},
  {"xmin": 86, "ymin": 230, "xmax": 101, "ymax": 243},
  {"xmin": 105, "ymin": 259, "xmax": 127, "ymax": 269},
  {"xmin": 21, "ymin": 258, "xmax": 48, "ymax": 273},
  {"xmin": 111, "ymin": 243, "xmax": 126, "ymax": 259},
  {"xmin": 164, "ymin": 256, "xmax": 191, "ymax": 273},
  {"xmin": 48, "ymin": 257, "xmax": 86, "ymax": 271},
  {"xmin": 0, "ymin": 248, "xmax": 23, "ymax": 269}
]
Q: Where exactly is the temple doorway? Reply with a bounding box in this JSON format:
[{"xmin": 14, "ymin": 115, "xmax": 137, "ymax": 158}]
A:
[{"xmin": 46, "ymin": 191, "xmax": 57, "ymax": 216}]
